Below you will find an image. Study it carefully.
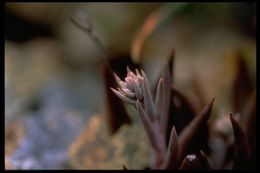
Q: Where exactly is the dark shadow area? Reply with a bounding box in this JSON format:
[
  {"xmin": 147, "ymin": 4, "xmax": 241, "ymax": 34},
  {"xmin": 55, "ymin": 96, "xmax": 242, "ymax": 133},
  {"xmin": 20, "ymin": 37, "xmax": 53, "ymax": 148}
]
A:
[{"xmin": 5, "ymin": 7, "xmax": 54, "ymax": 42}]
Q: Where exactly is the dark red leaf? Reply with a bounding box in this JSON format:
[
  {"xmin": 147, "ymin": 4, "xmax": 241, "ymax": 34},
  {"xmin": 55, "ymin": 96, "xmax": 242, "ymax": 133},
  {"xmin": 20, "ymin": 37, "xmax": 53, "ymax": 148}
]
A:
[
  {"xmin": 159, "ymin": 50, "xmax": 174, "ymax": 137},
  {"xmin": 177, "ymin": 98, "xmax": 215, "ymax": 166},
  {"xmin": 230, "ymin": 113, "xmax": 250, "ymax": 170},
  {"xmin": 163, "ymin": 126, "xmax": 179, "ymax": 169},
  {"xmin": 240, "ymin": 89, "xmax": 256, "ymax": 147}
]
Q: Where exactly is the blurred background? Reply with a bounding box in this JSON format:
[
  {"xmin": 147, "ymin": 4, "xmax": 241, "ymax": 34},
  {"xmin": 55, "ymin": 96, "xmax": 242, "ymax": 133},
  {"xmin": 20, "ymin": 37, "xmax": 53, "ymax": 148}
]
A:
[{"xmin": 5, "ymin": 3, "xmax": 256, "ymax": 169}]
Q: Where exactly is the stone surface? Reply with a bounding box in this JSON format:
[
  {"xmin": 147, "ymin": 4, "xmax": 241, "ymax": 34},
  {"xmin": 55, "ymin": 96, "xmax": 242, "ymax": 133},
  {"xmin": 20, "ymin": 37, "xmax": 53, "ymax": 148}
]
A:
[{"xmin": 69, "ymin": 115, "xmax": 151, "ymax": 169}]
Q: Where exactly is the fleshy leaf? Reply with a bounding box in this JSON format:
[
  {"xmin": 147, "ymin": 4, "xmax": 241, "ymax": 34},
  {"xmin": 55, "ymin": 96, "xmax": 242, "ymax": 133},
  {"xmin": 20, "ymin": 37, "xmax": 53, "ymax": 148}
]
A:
[
  {"xmin": 240, "ymin": 89, "xmax": 256, "ymax": 147},
  {"xmin": 241, "ymin": 89, "xmax": 256, "ymax": 169},
  {"xmin": 136, "ymin": 100, "xmax": 157, "ymax": 150},
  {"xmin": 163, "ymin": 126, "xmax": 179, "ymax": 169},
  {"xmin": 114, "ymin": 72, "xmax": 123, "ymax": 84},
  {"xmin": 111, "ymin": 88, "xmax": 135, "ymax": 105},
  {"xmin": 142, "ymin": 72, "xmax": 156, "ymax": 122},
  {"xmin": 230, "ymin": 113, "xmax": 250, "ymax": 170},
  {"xmin": 160, "ymin": 52, "xmax": 173, "ymax": 137},
  {"xmin": 155, "ymin": 78, "xmax": 164, "ymax": 121},
  {"xmin": 141, "ymin": 70, "xmax": 151, "ymax": 91},
  {"xmin": 177, "ymin": 98, "xmax": 215, "ymax": 166}
]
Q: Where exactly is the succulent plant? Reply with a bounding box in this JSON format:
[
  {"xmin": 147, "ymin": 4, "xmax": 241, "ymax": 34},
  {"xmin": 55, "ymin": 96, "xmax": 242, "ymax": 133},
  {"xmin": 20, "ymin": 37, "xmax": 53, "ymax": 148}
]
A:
[
  {"xmin": 107, "ymin": 50, "xmax": 255, "ymax": 170},
  {"xmin": 111, "ymin": 67, "xmax": 146, "ymax": 104},
  {"xmin": 70, "ymin": 9, "xmax": 255, "ymax": 170}
]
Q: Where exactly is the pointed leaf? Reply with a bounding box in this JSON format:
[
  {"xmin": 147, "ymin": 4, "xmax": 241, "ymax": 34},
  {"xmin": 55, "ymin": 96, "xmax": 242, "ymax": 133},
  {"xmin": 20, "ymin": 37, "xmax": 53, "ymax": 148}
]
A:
[
  {"xmin": 177, "ymin": 98, "xmax": 215, "ymax": 166},
  {"xmin": 230, "ymin": 113, "xmax": 250, "ymax": 170},
  {"xmin": 155, "ymin": 78, "xmax": 164, "ymax": 121},
  {"xmin": 241, "ymin": 89, "xmax": 256, "ymax": 147},
  {"xmin": 152, "ymin": 50, "xmax": 174, "ymax": 144},
  {"xmin": 136, "ymin": 100, "xmax": 157, "ymax": 150},
  {"xmin": 121, "ymin": 88, "xmax": 135, "ymax": 98},
  {"xmin": 163, "ymin": 126, "xmax": 179, "ymax": 169},
  {"xmin": 160, "ymin": 53, "xmax": 173, "ymax": 137},
  {"xmin": 142, "ymin": 72, "xmax": 156, "ymax": 122},
  {"xmin": 111, "ymin": 88, "xmax": 135, "ymax": 105},
  {"xmin": 135, "ymin": 68, "xmax": 141, "ymax": 77},
  {"xmin": 141, "ymin": 70, "xmax": 151, "ymax": 91},
  {"xmin": 126, "ymin": 66, "xmax": 131, "ymax": 75},
  {"xmin": 132, "ymin": 79, "xmax": 143, "ymax": 101},
  {"xmin": 114, "ymin": 72, "xmax": 123, "ymax": 84}
]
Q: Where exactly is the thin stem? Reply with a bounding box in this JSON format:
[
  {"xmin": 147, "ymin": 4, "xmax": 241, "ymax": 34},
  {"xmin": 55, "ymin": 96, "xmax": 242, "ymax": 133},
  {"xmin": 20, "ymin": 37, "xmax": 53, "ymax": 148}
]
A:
[{"xmin": 70, "ymin": 9, "xmax": 112, "ymax": 70}]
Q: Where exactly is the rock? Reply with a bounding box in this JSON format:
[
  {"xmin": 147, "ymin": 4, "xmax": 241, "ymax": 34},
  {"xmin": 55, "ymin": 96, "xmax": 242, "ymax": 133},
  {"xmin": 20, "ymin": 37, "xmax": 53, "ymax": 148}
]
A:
[{"xmin": 69, "ymin": 114, "xmax": 150, "ymax": 169}]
